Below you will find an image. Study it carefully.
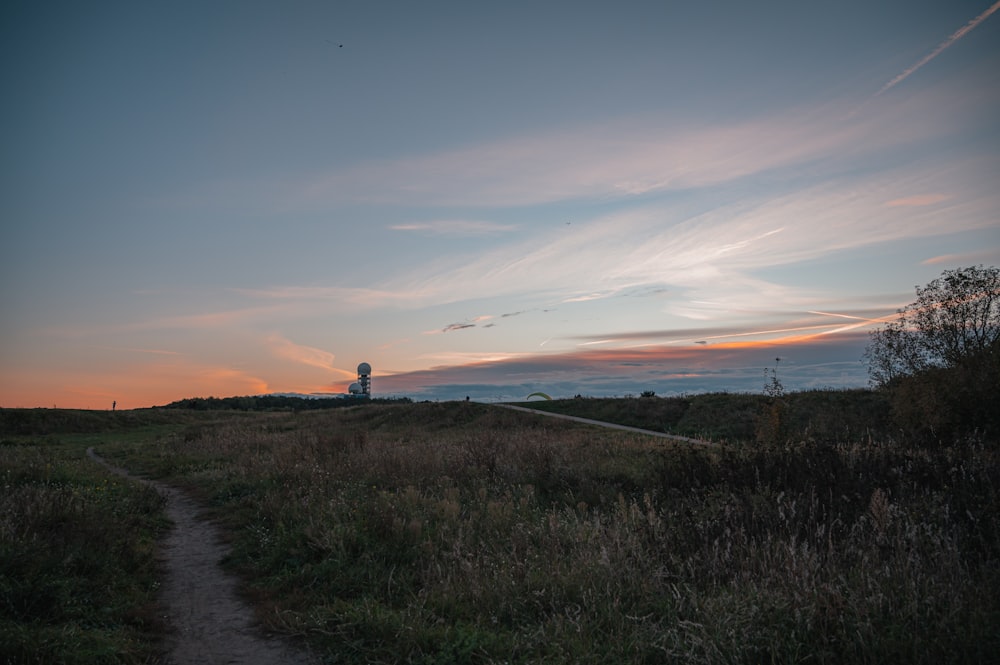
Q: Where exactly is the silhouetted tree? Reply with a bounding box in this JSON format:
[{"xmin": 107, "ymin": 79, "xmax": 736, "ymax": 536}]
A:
[{"xmin": 864, "ymin": 265, "xmax": 1000, "ymax": 442}]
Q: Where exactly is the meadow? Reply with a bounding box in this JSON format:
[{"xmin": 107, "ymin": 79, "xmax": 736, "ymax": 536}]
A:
[
  {"xmin": 2, "ymin": 394, "xmax": 998, "ymax": 664},
  {"xmin": 0, "ymin": 410, "xmax": 183, "ymax": 663}
]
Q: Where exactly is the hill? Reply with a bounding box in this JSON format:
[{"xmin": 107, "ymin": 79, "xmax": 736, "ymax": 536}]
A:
[
  {"xmin": 512, "ymin": 388, "xmax": 894, "ymax": 445},
  {"xmin": 2, "ymin": 395, "xmax": 997, "ymax": 664}
]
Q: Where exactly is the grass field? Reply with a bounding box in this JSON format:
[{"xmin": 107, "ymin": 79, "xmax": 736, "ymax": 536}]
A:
[
  {"xmin": 2, "ymin": 394, "xmax": 998, "ymax": 663},
  {"xmin": 0, "ymin": 411, "xmax": 188, "ymax": 663}
]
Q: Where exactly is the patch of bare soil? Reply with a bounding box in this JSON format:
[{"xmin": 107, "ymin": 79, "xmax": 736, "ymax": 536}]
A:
[{"xmin": 87, "ymin": 448, "xmax": 321, "ymax": 665}]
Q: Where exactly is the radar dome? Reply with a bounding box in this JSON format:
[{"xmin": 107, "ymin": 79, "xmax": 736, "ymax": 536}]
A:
[
  {"xmin": 348, "ymin": 382, "xmax": 362, "ymax": 394},
  {"xmin": 357, "ymin": 362, "xmax": 372, "ymax": 374}
]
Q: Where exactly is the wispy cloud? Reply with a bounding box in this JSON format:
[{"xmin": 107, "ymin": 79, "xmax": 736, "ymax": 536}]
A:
[
  {"xmin": 562, "ymin": 292, "xmax": 616, "ymax": 303},
  {"xmin": 218, "ymin": 144, "xmax": 995, "ymax": 351},
  {"xmin": 434, "ymin": 323, "xmax": 477, "ymax": 334},
  {"xmin": 362, "ymin": 156, "xmax": 996, "ymax": 314},
  {"xmin": 877, "ymin": 1, "xmax": 1000, "ymax": 96},
  {"xmin": 565, "ymin": 309, "xmax": 895, "ymax": 347},
  {"xmin": 266, "ymin": 334, "xmax": 340, "ymax": 372},
  {"xmin": 39, "ymin": 304, "xmax": 292, "ymax": 338},
  {"xmin": 923, "ymin": 249, "xmax": 1000, "ymax": 265},
  {"xmin": 232, "ymin": 286, "xmax": 431, "ymax": 310},
  {"xmin": 377, "ymin": 330, "xmax": 875, "ymax": 399},
  {"xmin": 390, "ymin": 220, "xmax": 517, "ymax": 235},
  {"xmin": 885, "ymin": 193, "xmax": 950, "ymax": 207},
  {"xmin": 90, "ymin": 346, "xmax": 183, "ymax": 356},
  {"xmin": 144, "ymin": 307, "xmax": 290, "ymax": 331},
  {"xmin": 382, "ymin": 350, "xmax": 525, "ymax": 370},
  {"xmin": 293, "ymin": 99, "xmax": 940, "ymax": 209},
  {"xmin": 193, "ymin": 366, "xmax": 270, "ymax": 395}
]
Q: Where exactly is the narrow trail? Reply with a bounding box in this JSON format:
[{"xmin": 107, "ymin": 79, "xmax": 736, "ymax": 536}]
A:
[
  {"xmin": 86, "ymin": 448, "xmax": 320, "ymax": 665},
  {"xmin": 495, "ymin": 404, "xmax": 717, "ymax": 446}
]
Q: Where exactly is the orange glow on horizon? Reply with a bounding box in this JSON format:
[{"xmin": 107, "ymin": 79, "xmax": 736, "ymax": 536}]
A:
[
  {"xmin": 0, "ymin": 362, "xmax": 272, "ymax": 411},
  {"xmin": 0, "ymin": 320, "xmax": 882, "ymax": 409}
]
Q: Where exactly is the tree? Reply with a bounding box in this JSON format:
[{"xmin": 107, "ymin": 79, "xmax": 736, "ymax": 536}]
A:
[
  {"xmin": 865, "ymin": 265, "xmax": 1000, "ymax": 385},
  {"xmin": 864, "ymin": 265, "xmax": 1000, "ymax": 441}
]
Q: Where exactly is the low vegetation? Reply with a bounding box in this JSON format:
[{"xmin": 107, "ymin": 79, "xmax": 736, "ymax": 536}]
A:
[
  {"xmin": 0, "ymin": 412, "xmax": 181, "ymax": 664},
  {"xmin": 5, "ymin": 392, "xmax": 993, "ymax": 664},
  {"xmin": 515, "ymin": 388, "xmax": 895, "ymax": 445}
]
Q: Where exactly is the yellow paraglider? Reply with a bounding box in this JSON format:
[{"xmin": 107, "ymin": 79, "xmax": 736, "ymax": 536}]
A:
[{"xmin": 526, "ymin": 391, "xmax": 552, "ymax": 400}]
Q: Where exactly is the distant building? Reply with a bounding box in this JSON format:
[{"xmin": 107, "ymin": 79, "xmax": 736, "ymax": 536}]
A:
[{"xmin": 352, "ymin": 362, "xmax": 371, "ymax": 396}]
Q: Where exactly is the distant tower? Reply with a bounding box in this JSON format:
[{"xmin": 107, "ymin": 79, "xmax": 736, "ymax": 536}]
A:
[{"xmin": 357, "ymin": 362, "xmax": 372, "ymax": 396}]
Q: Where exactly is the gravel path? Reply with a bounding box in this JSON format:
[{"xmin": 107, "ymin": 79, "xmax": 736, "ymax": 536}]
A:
[{"xmin": 87, "ymin": 448, "xmax": 320, "ymax": 665}]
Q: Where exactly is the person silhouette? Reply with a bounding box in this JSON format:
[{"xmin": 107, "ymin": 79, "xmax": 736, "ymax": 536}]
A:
[{"xmin": 112, "ymin": 400, "xmax": 116, "ymax": 411}]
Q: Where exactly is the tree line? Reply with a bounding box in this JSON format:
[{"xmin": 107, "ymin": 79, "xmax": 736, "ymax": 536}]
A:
[{"xmin": 161, "ymin": 395, "xmax": 412, "ymax": 411}]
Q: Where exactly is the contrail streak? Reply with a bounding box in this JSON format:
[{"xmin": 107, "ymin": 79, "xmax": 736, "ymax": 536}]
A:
[{"xmin": 877, "ymin": 0, "xmax": 1000, "ymax": 96}]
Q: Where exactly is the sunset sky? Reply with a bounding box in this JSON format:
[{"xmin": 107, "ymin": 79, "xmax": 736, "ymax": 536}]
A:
[{"xmin": 2, "ymin": 1, "xmax": 999, "ymax": 409}]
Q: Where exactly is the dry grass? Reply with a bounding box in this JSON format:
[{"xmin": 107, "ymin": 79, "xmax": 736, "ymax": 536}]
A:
[
  {"xmin": 0, "ymin": 434, "xmax": 169, "ymax": 664},
  {"xmin": 98, "ymin": 401, "xmax": 1000, "ymax": 664}
]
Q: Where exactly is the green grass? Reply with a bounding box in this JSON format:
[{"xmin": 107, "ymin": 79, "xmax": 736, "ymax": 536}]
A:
[
  {"xmin": 3, "ymin": 396, "xmax": 997, "ymax": 663},
  {"xmin": 0, "ymin": 416, "xmax": 178, "ymax": 664}
]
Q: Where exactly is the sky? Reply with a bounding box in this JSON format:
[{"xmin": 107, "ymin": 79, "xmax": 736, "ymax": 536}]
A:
[{"xmin": 2, "ymin": 0, "xmax": 999, "ymax": 408}]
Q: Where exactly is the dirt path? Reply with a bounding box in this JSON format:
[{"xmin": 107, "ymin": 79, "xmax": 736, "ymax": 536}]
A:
[{"xmin": 87, "ymin": 448, "xmax": 320, "ymax": 665}]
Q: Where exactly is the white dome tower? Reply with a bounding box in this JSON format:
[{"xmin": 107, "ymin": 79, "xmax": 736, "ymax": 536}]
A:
[{"xmin": 357, "ymin": 362, "xmax": 372, "ymax": 396}]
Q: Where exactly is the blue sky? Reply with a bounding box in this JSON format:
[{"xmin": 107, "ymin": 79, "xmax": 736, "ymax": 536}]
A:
[{"xmin": 2, "ymin": 0, "xmax": 999, "ymax": 408}]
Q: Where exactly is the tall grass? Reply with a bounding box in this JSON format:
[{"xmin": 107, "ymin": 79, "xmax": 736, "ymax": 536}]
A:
[
  {"xmin": 105, "ymin": 402, "xmax": 1000, "ymax": 664},
  {"xmin": 0, "ymin": 432, "xmax": 169, "ymax": 664},
  {"xmin": 516, "ymin": 389, "xmax": 895, "ymax": 445}
]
